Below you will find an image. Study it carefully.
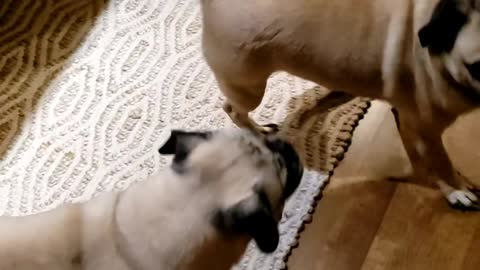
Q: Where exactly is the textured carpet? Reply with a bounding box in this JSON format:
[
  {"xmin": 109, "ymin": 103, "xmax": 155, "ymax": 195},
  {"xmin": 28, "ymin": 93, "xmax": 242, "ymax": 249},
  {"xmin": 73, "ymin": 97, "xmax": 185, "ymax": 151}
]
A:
[{"xmin": 0, "ymin": 0, "xmax": 370, "ymax": 269}]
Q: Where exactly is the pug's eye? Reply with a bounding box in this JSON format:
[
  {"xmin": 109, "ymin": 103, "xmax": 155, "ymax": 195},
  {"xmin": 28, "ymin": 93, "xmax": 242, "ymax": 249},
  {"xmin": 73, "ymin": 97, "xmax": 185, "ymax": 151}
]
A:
[{"xmin": 466, "ymin": 61, "xmax": 480, "ymax": 81}]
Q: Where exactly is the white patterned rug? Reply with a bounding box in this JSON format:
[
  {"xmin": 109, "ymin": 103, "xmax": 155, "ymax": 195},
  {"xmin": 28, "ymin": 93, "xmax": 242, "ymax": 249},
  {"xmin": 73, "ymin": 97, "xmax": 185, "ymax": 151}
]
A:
[{"xmin": 0, "ymin": 0, "xmax": 370, "ymax": 269}]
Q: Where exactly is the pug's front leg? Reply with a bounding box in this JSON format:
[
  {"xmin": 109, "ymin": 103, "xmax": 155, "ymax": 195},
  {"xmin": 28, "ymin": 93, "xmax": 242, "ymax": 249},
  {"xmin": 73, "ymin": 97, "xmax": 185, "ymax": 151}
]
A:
[
  {"xmin": 396, "ymin": 110, "xmax": 479, "ymax": 210},
  {"xmin": 412, "ymin": 132, "xmax": 478, "ymax": 210}
]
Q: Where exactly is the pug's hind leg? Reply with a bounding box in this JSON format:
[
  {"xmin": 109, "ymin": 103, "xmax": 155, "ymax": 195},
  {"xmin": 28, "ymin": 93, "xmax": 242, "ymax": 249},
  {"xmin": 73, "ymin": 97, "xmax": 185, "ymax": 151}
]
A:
[
  {"xmin": 222, "ymin": 103, "xmax": 278, "ymax": 134},
  {"xmin": 217, "ymin": 77, "xmax": 277, "ymax": 134}
]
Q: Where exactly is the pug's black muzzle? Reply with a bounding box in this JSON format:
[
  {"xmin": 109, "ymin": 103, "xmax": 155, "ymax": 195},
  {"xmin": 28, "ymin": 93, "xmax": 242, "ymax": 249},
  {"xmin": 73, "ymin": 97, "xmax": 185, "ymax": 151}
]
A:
[{"xmin": 264, "ymin": 136, "xmax": 304, "ymax": 200}]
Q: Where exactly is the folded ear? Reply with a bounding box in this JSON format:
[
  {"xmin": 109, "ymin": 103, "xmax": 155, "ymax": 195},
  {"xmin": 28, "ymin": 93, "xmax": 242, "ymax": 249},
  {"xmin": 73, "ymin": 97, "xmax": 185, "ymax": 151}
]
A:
[
  {"xmin": 213, "ymin": 192, "xmax": 280, "ymax": 253},
  {"xmin": 159, "ymin": 130, "xmax": 212, "ymax": 163},
  {"xmin": 418, "ymin": 0, "xmax": 468, "ymax": 54}
]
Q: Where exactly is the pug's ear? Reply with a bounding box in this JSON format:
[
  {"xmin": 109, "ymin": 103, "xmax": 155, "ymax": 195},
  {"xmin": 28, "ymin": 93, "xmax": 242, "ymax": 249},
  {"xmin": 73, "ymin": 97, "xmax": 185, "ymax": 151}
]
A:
[
  {"xmin": 213, "ymin": 192, "xmax": 280, "ymax": 253},
  {"xmin": 159, "ymin": 130, "xmax": 212, "ymax": 163},
  {"xmin": 418, "ymin": 0, "xmax": 468, "ymax": 54}
]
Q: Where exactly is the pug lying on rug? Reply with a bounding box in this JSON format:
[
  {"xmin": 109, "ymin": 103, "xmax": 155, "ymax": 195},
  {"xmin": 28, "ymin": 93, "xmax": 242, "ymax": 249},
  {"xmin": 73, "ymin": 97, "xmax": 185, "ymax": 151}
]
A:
[
  {"xmin": 0, "ymin": 129, "xmax": 303, "ymax": 270},
  {"xmin": 199, "ymin": 0, "xmax": 480, "ymax": 210}
]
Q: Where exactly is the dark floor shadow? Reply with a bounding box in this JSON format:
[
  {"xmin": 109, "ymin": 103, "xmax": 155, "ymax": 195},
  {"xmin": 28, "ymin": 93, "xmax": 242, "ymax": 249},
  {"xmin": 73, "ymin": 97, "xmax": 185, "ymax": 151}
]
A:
[{"xmin": 0, "ymin": 0, "xmax": 108, "ymax": 158}]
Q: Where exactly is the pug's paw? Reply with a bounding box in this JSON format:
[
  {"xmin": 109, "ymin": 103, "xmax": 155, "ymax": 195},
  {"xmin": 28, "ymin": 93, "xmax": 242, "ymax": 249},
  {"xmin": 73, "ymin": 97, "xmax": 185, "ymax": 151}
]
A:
[
  {"xmin": 446, "ymin": 190, "xmax": 480, "ymax": 211},
  {"xmin": 259, "ymin": 124, "xmax": 279, "ymax": 135}
]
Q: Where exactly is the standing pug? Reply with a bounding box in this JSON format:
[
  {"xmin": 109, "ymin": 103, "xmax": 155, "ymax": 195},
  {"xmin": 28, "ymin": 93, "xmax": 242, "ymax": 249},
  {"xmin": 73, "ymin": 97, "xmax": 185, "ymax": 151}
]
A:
[
  {"xmin": 0, "ymin": 129, "xmax": 303, "ymax": 270},
  {"xmin": 200, "ymin": 0, "xmax": 480, "ymax": 209}
]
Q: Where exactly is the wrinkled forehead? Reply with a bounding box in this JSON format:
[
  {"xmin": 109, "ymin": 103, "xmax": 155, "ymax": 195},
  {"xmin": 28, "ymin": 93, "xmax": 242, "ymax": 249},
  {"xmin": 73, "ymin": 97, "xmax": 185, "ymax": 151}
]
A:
[
  {"xmin": 222, "ymin": 131, "xmax": 281, "ymax": 172},
  {"xmin": 209, "ymin": 129, "xmax": 277, "ymax": 160},
  {"xmin": 207, "ymin": 130, "xmax": 286, "ymax": 201},
  {"xmin": 200, "ymin": 129, "xmax": 278, "ymax": 171}
]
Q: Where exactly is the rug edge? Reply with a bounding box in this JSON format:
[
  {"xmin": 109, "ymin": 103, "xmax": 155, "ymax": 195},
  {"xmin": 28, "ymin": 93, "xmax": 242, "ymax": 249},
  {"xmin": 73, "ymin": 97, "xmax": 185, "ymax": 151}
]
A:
[{"xmin": 280, "ymin": 97, "xmax": 373, "ymax": 269}]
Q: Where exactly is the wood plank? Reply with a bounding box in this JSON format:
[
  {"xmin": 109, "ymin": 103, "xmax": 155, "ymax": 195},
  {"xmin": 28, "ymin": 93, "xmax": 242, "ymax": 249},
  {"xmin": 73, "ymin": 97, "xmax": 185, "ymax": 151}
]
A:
[
  {"xmin": 361, "ymin": 184, "xmax": 480, "ymax": 270},
  {"xmin": 287, "ymin": 180, "xmax": 396, "ymax": 270},
  {"xmin": 462, "ymin": 218, "xmax": 480, "ymax": 270}
]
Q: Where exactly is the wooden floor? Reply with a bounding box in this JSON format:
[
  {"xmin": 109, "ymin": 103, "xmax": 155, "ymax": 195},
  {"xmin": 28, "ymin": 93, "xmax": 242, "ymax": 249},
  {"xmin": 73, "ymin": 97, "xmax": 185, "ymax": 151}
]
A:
[{"xmin": 288, "ymin": 101, "xmax": 480, "ymax": 270}]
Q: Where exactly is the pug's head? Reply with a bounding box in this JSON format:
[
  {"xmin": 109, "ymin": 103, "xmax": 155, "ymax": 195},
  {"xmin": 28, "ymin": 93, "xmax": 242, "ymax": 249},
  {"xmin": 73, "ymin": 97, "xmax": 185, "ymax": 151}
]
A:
[
  {"xmin": 158, "ymin": 128, "xmax": 303, "ymax": 253},
  {"xmin": 418, "ymin": 0, "xmax": 480, "ymax": 104}
]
